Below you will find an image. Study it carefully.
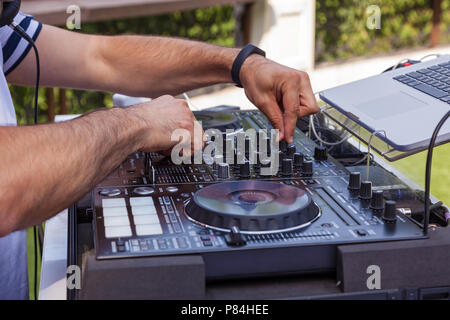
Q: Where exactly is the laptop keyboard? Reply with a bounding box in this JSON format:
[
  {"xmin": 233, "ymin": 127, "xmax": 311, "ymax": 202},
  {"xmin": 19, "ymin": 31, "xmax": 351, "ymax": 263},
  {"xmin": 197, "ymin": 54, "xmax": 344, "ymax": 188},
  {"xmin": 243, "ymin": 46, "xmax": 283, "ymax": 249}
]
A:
[{"xmin": 393, "ymin": 60, "xmax": 450, "ymax": 104}]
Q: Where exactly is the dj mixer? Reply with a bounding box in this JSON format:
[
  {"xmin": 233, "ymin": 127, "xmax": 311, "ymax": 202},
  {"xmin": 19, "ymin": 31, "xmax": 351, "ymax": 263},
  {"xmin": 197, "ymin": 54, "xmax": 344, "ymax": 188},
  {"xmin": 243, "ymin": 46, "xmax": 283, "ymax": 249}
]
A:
[{"xmin": 90, "ymin": 110, "xmax": 427, "ymax": 279}]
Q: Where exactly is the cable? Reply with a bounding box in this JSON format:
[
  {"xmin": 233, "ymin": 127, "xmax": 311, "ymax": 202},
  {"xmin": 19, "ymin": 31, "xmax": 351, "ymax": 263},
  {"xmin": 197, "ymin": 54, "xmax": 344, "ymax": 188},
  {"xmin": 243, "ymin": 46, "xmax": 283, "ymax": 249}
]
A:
[
  {"xmin": 183, "ymin": 92, "xmax": 200, "ymax": 111},
  {"xmin": 10, "ymin": 22, "xmax": 41, "ymax": 300},
  {"xmin": 423, "ymin": 110, "xmax": 450, "ymax": 235},
  {"xmin": 419, "ymin": 53, "xmax": 441, "ymax": 62},
  {"xmin": 310, "ymin": 114, "xmax": 351, "ymax": 146}
]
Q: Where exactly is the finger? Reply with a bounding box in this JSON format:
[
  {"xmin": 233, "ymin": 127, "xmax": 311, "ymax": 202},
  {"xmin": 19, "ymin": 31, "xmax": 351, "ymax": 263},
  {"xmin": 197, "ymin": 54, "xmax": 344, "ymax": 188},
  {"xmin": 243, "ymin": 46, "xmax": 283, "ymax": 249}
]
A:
[
  {"xmin": 281, "ymin": 85, "xmax": 300, "ymax": 144},
  {"xmin": 261, "ymin": 98, "xmax": 285, "ymax": 141},
  {"xmin": 299, "ymin": 73, "xmax": 319, "ymax": 117}
]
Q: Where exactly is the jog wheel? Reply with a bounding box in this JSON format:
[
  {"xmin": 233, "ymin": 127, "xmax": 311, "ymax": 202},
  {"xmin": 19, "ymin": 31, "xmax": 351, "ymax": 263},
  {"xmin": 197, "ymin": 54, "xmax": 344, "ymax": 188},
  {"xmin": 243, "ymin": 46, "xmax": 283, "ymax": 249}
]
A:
[{"xmin": 184, "ymin": 180, "xmax": 321, "ymax": 234}]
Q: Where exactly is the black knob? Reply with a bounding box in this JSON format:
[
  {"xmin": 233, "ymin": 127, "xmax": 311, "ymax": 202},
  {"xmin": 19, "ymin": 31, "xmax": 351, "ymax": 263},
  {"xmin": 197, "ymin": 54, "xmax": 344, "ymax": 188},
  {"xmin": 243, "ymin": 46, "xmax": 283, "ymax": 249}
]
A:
[
  {"xmin": 279, "ymin": 140, "xmax": 288, "ymax": 153},
  {"xmin": 370, "ymin": 190, "xmax": 384, "ymax": 212},
  {"xmin": 217, "ymin": 163, "xmax": 230, "ymax": 179},
  {"xmin": 348, "ymin": 172, "xmax": 361, "ymax": 191},
  {"xmin": 281, "ymin": 158, "xmax": 293, "ymax": 176},
  {"xmin": 383, "ymin": 200, "xmax": 398, "ymax": 223},
  {"xmin": 244, "ymin": 137, "xmax": 250, "ymax": 158},
  {"xmin": 265, "ymin": 137, "xmax": 271, "ymax": 156},
  {"xmin": 302, "ymin": 160, "xmax": 313, "ymax": 177},
  {"xmin": 293, "ymin": 153, "xmax": 304, "ymax": 168},
  {"xmin": 359, "ymin": 181, "xmax": 372, "ymax": 200},
  {"xmin": 278, "ymin": 151, "xmax": 285, "ymax": 167},
  {"xmin": 239, "ymin": 160, "xmax": 250, "ymax": 178},
  {"xmin": 213, "ymin": 154, "xmax": 223, "ymax": 171},
  {"xmin": 287, "ymin": 144, "xmax": 296, "ymax": 158},
  {"xmin": 314, "ymin": 146, "xmax": 328, "ymax": 161}
]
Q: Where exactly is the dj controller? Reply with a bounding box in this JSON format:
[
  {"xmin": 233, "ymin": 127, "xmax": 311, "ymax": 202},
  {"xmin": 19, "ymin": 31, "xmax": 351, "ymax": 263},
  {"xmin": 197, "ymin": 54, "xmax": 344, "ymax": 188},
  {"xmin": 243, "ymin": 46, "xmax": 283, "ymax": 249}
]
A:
[{"xmin": 89, "ymin": 109, "xmax": 428, "ymax": 280}]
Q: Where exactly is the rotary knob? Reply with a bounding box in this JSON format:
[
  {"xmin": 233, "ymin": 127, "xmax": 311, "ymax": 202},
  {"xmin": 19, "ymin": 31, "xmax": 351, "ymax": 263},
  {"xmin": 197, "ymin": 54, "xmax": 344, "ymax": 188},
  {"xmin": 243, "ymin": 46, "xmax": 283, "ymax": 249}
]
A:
[
  {"xmin": 301, "ymin": 160, "xmax": 313, "ymax": 177},
  {"xmin": 383, "ymin": 200, "xmax": 398, "ymax": 223},
  {"xmin": 213, "ymin": 154, "xmax": 224, "ymax": 171},
  {"xmin": 314, "ymin": 146, "xmax": 328, "ymax": 161},
  {"xmin": 239, "ymin": 160, "xmax": 250, "ymax": 178},
  {"xmin": 287, "ymin": 144, "xmax": 296, "ymax": 158},
  {"xmin": 217, "ymin": 163, "xmax": 230, "ymax": 179},
  {"xmin": 244, "ymin": 136, "xmax": 251, "ymax": 158},
  {"xmin": 370, "ymin": 190, "xmax": 384, "ymax": 212},
  {"xmin": 279, "ymin": 140, "xmax": 288, "ymax": 153},
  {"xmin": 278, "ymin": 151, "xmax": 286, "ymax": 167},
  {"xmin": 359, "ymin": 181, "xmax": 372, "ymax": 200},
  {"xmin": 348, "ymin": 172, "xmax": 361, "ymax": 191},
  {"xmin": 293, "ymin": 153, "xmax": 304, "ymax": 168},
  {"xmin": 281, "ymin": 158, "xmax": 293, "ymax": 176}
]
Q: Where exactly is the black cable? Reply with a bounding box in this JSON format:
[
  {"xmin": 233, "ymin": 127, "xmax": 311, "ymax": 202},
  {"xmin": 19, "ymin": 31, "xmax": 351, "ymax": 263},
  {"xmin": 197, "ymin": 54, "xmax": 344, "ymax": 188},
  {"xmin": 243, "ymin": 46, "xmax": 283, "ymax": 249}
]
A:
[
  {"xmin": 10, "ymin": 22, "xmax": 41, "ymax": 300},
  {"xmin": 423, "ymin": 110, "xmax": 450, "ymax": 235}
]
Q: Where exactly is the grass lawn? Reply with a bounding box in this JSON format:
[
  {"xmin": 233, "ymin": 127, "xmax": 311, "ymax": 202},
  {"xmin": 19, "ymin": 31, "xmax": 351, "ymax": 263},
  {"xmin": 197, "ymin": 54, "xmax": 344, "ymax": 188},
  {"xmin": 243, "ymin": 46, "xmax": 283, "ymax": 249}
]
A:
[{"xmin": 391, "ymin": 143, "xmax": 449, "ymax": 206}]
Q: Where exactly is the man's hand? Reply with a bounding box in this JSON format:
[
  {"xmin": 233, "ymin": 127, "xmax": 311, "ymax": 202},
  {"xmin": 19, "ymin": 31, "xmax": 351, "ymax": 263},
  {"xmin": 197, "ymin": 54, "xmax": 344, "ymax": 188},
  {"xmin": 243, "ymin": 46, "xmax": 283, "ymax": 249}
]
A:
[
  {"xmin": 127, "ymin": 95, "xmax": 204, "ymax": 155},
  {"xmin": 240, "ymin": 55, "xmax": 319, "ymax": 143}
]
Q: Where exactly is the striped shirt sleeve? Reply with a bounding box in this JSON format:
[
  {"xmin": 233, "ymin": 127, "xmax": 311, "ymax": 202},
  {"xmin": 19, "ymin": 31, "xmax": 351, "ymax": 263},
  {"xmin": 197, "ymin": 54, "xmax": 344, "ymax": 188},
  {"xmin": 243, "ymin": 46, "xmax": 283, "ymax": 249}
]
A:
[{"xmin": 0, "ymin": 12, "xmax": 42, "ymax": 76}]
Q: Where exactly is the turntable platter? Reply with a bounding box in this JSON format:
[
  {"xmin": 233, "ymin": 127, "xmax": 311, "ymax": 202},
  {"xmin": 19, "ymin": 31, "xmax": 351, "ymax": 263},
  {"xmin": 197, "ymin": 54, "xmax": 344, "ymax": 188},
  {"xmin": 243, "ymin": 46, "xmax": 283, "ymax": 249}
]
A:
[{"xmin": 185, "ymin": 181, "xmax": 321, "ymax": 234}]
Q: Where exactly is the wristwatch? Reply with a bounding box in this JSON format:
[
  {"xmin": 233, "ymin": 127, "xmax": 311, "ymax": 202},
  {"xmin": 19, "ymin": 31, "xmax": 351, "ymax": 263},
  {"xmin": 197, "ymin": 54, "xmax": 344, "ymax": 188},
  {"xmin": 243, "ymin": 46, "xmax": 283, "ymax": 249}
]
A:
[{"xmin": 231, "ymin": 44, "xmax": 266, "ymax": 88}]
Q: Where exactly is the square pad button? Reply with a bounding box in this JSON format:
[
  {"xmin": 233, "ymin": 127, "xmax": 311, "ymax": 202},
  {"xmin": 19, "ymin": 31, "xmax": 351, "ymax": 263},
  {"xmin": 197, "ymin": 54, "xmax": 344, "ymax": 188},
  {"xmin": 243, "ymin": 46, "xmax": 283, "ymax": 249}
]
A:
[
  {"xmin": 102, "ymin": 198, "xmax": 126, "ymax": 208},
  {"xmin": 103, "ymin": 206, "xmax": 128, "ymax": 217},
  {"xmin": 104, "ymin": 216, "xmax": 130, "ymax": 227},
  {"xmin": 105, "ymin": 225, "xmax": 132, "ymax": 238},
  {"xmin": 132, "ymin": 205, "xmax": 157, "ymax": 216},
  {"xmin": 133, "ymin": 215, "xmax": 160, "ymax": 225},
  {"xmin": 135, "ymin": 224, "xmax": 163, "ymax": 236},
  {"xmin": 130, "ymin": 197, "xmax": 153, "ymax": 207}
]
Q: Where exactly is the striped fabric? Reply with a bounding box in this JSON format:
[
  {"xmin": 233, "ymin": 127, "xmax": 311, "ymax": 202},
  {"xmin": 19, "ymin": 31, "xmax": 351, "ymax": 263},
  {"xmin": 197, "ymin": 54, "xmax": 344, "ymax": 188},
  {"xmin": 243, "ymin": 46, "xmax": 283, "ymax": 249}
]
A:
[{"xmin": 0, "ymin": 11, "xmax": 42, "ymax": 76}]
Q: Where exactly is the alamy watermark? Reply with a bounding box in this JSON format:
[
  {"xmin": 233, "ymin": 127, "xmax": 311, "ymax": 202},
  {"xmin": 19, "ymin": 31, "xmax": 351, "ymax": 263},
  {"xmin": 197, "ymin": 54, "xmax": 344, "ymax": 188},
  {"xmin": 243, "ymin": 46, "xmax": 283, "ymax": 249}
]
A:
[
  {"xmin": 66, "ymin": 5, "xmax": 81, "ymax": 30},
  {"xmin": 366, "ymin": 5, "xmax": 381, "ymax": 30},
  {"xmin": 366, "ymin": 264, "xmax": 381, "ymax": 290}
]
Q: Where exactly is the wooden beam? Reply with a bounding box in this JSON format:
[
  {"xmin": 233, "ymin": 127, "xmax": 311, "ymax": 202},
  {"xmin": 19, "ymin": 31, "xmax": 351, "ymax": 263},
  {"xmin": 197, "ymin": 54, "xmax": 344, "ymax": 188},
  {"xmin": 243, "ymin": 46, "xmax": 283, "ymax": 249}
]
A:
[
  {"xmin": 430, "ymin": 0, "xmax": 442, "ymax": 47},
  {"xmin": 22, "ymin": 0, "xmax": 260, "ymax": 26}
]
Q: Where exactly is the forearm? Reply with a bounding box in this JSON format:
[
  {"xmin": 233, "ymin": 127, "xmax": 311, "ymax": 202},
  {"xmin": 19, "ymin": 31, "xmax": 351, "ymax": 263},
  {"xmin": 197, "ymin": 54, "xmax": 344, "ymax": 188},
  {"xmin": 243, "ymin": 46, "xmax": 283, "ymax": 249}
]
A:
[
  {"xmin": 96, "ymin": 35, "xmax": 240, "ymax": 97},
  {"xmin": 0, "ymin": 107, "xmax": 141, "ymax": 235}
]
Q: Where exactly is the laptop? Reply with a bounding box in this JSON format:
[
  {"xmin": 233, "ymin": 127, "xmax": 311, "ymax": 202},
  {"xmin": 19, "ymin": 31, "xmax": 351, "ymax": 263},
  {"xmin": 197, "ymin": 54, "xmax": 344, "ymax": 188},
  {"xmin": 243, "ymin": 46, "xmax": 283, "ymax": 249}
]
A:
[{"xmin": 319, "ymin": 54, "xmax": 450, "ymax": 152}]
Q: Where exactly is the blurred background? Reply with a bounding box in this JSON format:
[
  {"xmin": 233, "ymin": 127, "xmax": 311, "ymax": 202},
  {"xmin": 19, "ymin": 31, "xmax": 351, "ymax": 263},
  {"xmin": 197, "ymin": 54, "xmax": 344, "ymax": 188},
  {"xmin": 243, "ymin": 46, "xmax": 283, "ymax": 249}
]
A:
[{"xmin": 15, "ymin": 0, "xmax": 449, "ymax": 205}]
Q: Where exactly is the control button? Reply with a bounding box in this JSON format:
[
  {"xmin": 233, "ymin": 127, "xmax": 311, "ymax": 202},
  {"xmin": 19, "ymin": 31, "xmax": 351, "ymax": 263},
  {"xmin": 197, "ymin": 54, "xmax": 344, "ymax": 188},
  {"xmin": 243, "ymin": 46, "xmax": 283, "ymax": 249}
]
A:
[
  {"xmin": 314, "ymin": 146, "xmax": 328, "ymax": 161},
  {"xmin": 370, "ymin": 190, "xmax": 384, "ymax": 212},
  {"xmin": 348, "ymin": 172, "xmax": 361, "ymax": 191},
  {"xmin": 224, "ymin": 226, "xmax": 247, "ymax": 247},
  {"xmin": 104, "ymin": 225, "xmax": 132, "ymax": 238},
  {"xmin": 278, "ymin": 151, "xmax": 286, "ymax": 167},
  {"xmin": 301, "ymin": 160, "xmax": 313, "ymax": 177},
  {"xmin": 102, "ymin": 198, "xmax": 126, "ymax": 208},
  {"xmin": 180, "ymin": 193, "xmax": 190, "ymax": 198},
  {"xmin": 383, "ymin": 200, "xmax": 398, "ymax": 223},
  {"xmin": 131, "ymin": 205, "xmax": 157, "ymax": 216},
  {"xmin": 203, "ymin": 241, "xmax": 213, "ymax": 247},
  {"xmin": 321, "ymin": 223, "xmax": 333, "ymax": 228},
  {"xmin": 99, "ymin": 188, "xmax": 122, "ymax": 197},
  {"xmin": 104, "ymin": 216, "xmax": 130, "ymax": 227},
  {"xmin": 133, "ymin": 215, "xmax": 160, "ymax": 225},
  {"xmin": 157, "ymin": 239, "xmax": 168, "ymax": 250},
  {"xmin": 281, "ymin": 158, "xmax": 293, "ymax": 176},
  {"xmin": 200, "ymin": 235, "xmax": 211, "ymax": 241},
  {"xmin": 217, "ymin": 163, "xmax": 230, "ymax": 179},
  {"xmin": 133, "ymin": 187, "xmax": 155, "ymax": 195},
  {"xmin": 103, "ymin": 206, "xmax": 128, "ymax": 217},
  {"xmin": 172, "ymin": 223, "xmax": 182, "ymax": 233},
  {"xmin": 176, "ymin": 237, "xmax": 189, "ymax": 248},
  {"xmin": 359, "ymin": 181, "xmax": 372, "ymax": 200},
  {"xmin": 130, "ymin": 197, "xmax": 154, "ymax": 207},
  {"xmin": 117, "ymin": 245, "xmax": 126, "ymax": 252},
  {"xmin": 135, "ymin": 224, "xmax": 163, "ymax": 236},
  {"xmin": 293, "ymin": 153, "xmax": 304, "ymax": 168},
  {"xmin": 356, "ymin": 229, "xmax": 368, "ymax": 236},
  {"xmin": 166, "ymin": 186, "xmax": 179, "ymax": 193}
]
